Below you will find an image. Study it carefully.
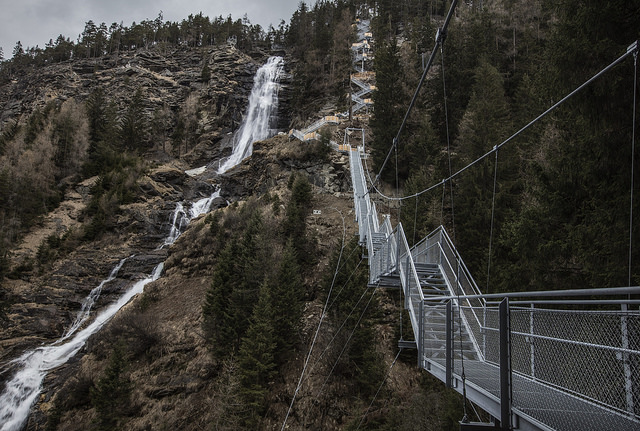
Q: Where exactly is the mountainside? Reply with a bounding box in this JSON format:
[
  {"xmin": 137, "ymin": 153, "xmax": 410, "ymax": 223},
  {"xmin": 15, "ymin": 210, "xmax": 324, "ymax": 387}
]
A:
[
  {"xmin": 2, "ymin": 1, "xmax": 639, "ymax": 430},
  {"xmin": 0, "ymin": 32, "xmax": 452, "ymax": 431}
]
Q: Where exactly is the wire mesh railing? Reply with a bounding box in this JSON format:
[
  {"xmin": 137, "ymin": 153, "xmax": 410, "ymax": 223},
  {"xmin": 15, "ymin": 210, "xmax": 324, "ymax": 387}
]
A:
[
  {"xmin": 348, "ymin": 144, "xmax": 640, "ymax": 429},
  {"xmin": 482, "ymin": 300, "xmax": 640, "ymax": 420}
]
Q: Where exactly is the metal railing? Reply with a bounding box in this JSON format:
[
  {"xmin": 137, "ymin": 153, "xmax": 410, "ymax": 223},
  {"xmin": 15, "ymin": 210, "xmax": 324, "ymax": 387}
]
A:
[
  {"xmin": 348, "ymin": 148, "xmax": 640, "ymax": 429},
  {"xmin": 289, "ymin": 116, "xmax": 340, "ymax": 142}
]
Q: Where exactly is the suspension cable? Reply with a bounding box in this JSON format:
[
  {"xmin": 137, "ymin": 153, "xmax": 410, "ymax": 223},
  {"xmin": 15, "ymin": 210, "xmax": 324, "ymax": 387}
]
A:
[
  {"xmin": 413, "ymin": 193, "xmax": 419, "ymax": 245},
  {"xmin": 487, "ymin": 148, "xmax": 499, "ymax": 294},
  {"xmin": 456, "ymin": 261, "xmax": 469, "ymax": 421},
  {"xmin": 355, "ymin": 349, "xmax": 402, "ymax": 430},
  {"xmin": 369, "ymin": 0, "xmax": 459, "ymax": 190},
  {"xmin": 368, "ymin": 42, "xmax": 640, "ymax": 203},
  {"xmin": 629, "ymin": 44, "xmax": 638, "ymax": 287},
  {"xmin": 281, "ymin": 208, "xmax": 346, "ymax": 430},
  {"xmin": 442, "ymin": 41, "xmax": 456, "ymax": 241}
]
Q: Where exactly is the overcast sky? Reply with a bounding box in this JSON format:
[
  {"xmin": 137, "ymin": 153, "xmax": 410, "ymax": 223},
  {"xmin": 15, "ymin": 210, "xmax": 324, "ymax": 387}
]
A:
[{"xmin": 0, "ymin": 0, "xmax": 303, "ymax": 58}]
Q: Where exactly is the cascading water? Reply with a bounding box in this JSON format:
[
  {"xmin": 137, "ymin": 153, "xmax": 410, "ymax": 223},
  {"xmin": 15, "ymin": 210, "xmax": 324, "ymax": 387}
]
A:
[
  {"xmin": 0, "ymin": 264, "xmax": 163, "ymax": 431},
  {"xmin": 218, "ymin": 56, "xmax": 284, "ymax": 174},
  {"xmin": 162, "ymin": 190, "xmax": 220, "ymax": 247},
  {"xmin": 0, "ymin": 190, "xmax": 219, "ymax": 431},
  {"xmin": 0, "ymin": 53, "xmax": 277, "ymax": 430},
  {"xmin": 62, "ymin": 256, "xmax": 129, "ymax": 339}
]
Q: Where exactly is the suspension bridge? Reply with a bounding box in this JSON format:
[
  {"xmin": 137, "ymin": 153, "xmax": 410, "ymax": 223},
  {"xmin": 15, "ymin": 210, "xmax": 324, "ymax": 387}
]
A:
[
  {"xmin": 284, "ymin": 3, "xmax": 640, "ymax": 429},
  {"xmin": 342, "ymin": 7, "xmax": 640, "ymax": 431},
  {"xmin": 349, "ymin": 141, "xmax": 640, "ymax": 430}
]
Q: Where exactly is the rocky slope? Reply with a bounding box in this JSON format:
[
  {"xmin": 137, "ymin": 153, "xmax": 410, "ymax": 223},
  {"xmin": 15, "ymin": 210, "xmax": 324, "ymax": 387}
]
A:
[
  {"xmin": 18, "ymin": 135, "xmax": 397, "ymax": 431},
  {"xmin": 0, "ymin": 44, "xmax": 293, "ymax": 168},
  {"xmin": 0, "ymin": 42, "xmax": 455, "ymax": 431}
]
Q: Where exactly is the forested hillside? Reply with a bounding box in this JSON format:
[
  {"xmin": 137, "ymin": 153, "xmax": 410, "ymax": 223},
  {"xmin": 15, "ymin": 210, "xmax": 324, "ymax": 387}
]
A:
[
  {"xmin": 1, "ymin": 1, "xmax": 639, "ymax": 430},
  {"xmin": 367, "ymin": 0, "xmax": 640, "ymax": 293}
]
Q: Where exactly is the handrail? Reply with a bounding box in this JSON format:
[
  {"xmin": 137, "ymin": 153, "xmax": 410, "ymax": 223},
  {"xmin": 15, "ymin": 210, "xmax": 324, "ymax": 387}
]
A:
[
  {"xmin": 347, "ymin": 127, "xmax": 640, "ymax": 428},
  {"xmin": 425, "ymin": 285, "xmax": 640, "ymax": 302},
  {"xmin": 438, "ymin": 226, "xmax": 484, "ymax": 298}
]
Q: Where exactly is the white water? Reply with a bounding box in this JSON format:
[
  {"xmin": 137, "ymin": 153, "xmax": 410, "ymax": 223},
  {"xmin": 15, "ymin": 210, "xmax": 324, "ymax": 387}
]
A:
[
  {"xmin": 0, "ymin": 54, "xmax": 274, "ymax": 429},
  {"xmin": 162, "ymin": 190, "xmax": 220, "ymax": 247},
  {"xmin": 0, "ymin": 190, "xmax": 219, "ymax": 431},
  {"xmin": 218, "ymin": 56, "xmax": 284, "ymax": 173},
  {"xmin": 62, "ymin": 256, "xmax": 129, "ymax": 339},
  {"xmin": 0, "ymin": 264, "xmax": 163, "ymax": 431}
]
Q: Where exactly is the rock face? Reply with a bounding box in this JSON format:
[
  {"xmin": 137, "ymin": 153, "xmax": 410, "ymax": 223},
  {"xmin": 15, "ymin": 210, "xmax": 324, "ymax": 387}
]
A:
[
  {"xmin": 19, "ymin": 132, "xmax": 363, "ymax": 431},
  {"xmin": 1, "ymin": 45, "xmax": 252, "ymax": 123},
  {"xmin": 0, "ymin": 45, "xmax": 299, "ymax": 369},
  {"xmin": 0, "ymin": 45, "xmax": 293, "ymax": 169},
  {"xmin": 0, "ymin": 42, "xmax": 406, "ymax": 431},
  {"xmin": 0, "ymin": 163, "xmax": 216, "ymax": 366}
]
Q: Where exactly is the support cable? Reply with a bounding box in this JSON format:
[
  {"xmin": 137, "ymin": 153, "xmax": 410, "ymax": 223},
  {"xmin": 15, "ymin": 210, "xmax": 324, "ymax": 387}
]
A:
[
  {"xmin": 281, "ymin": 208, "xmax": 346, "ymax": 430},
  {"xmin": 629, "ymin": 44, "xmax": 638, "ymax": 287},
  {"xmin": 441, "ymin": 41, "xmax": 456, "ymax": 241},
  {"xmin": 355, "ymin": 349, "xmax": 403, "ymax": 430},
  {"xmin": 368, "ymin": 42, "xmax": 639, "ymax": 203},
  {"xmin": 314, "ymin": 286, "xmax": 378, "ymax": 402},
  {"xmin": 395, "ymin": 135, "xmax": 401, "ymax": 226},
  {"xmin": 441, "ymin": 182, "xmax": 446, "ymax": 226},
  {"xmin": 487, "ymin": 148, "xmax": 499, "ymax": 294},
  {"xmin": 413, "ymin": 194, "xmax": 419, "ymax": 245},
  {"xmin": 369, "ymin": 0, "xmax": 459, "ymax": 190},
  {"xmin": 456, "ymin": 262, "xmax": 469, "ymax": 422}
]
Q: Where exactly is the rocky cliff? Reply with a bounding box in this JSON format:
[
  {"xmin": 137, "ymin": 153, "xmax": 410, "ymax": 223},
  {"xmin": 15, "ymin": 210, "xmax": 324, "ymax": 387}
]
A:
[
  {"xmin": 0, "ymin": 44, "xmax": 293, "ymax": 168},
  {"xmin": 0, "ymin": 42, "xmax": 453, "ymax": 431}
]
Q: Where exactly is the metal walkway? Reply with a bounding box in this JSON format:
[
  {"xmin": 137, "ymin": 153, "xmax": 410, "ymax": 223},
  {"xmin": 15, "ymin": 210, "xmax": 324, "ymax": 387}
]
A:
[{"xmin": 348, "ymin": 147, "xmax": 640, "ymax": 430}]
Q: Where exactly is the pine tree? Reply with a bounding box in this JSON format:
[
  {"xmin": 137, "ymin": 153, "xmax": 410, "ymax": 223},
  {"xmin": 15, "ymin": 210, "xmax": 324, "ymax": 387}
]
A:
[
  {"xmin": 270, "ymin": 240, "xmax": 304, "ymax": 356},
  {"xmin": 202, "ymin": 241, "xmax": 240, "ymax": 359},
  {"xmin": 229, "ymin": 209, "xmax": 263, "ymax": 348},
  {"xmin": 119, "ymin": 87, "xmax": 148, "ymax": 152},
  {"xmin": 453, "ymin": 57, "xmax": 511, "ymax": 277},
  {"xmin": 90, "ymin": 343, "xmax": 132, "ymax": 430},
  {"xmin": 498, "ymin": 0, "xmax": 640, "ymax": 290},
  {"xmin": 370, "ymin": 37, "xmax": 404, "ymax": 184},
  {"xmin": 237, "ymin": 280, "xmax": 277, "ymax": 427}
]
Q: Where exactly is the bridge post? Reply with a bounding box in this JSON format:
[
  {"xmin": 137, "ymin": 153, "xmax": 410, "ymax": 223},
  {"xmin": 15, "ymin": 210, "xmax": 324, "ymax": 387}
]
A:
[
  {"xmin": 499, "ymin": 298, "xmax": 512, "ymax": 430},
  {"xmin": 446, "ymin": 300, "xmax": 453, "ymax": 388},
  {"xmin": 405, "ymin": 255, "xmax": 411, "ymax": 309},
  {"xmin": 418, "ymin": 301, "xmax": 424, "ymax": 368},
  {"xmin": 621, "ymin": 304, "xmax": 635, "ymax": 414}
]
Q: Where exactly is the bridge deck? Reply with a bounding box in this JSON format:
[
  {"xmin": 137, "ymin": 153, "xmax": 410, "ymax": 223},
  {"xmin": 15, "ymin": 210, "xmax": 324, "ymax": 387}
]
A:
[
  {"xmin": 348, "ymin": 146, "xmax": 640, "ymax": 430},
  {"xmin": 427, "ymin": 357, "xmax": 639, "ymax": 431}
]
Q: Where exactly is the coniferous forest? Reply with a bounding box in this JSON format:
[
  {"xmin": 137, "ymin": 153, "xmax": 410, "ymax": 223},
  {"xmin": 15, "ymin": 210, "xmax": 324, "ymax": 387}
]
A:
[
  {"xmin": 2, "ymin": 1, "xmax": 636, "ymax": 293},
  {"xmin": 1, "ymin": 1, "xmax": 640, "ymax": 430}
]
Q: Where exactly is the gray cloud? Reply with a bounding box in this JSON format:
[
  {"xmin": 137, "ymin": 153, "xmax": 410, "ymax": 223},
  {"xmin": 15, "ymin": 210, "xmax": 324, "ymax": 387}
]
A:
[{"xmin": 1, "ymin": 0, "xmax": 300, "ymax": 58}]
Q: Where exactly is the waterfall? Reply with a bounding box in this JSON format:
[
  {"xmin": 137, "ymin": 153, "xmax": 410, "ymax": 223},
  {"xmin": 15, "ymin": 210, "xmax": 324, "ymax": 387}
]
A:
[
  {"xmin": 218, "ymin": 56, "xmax": 284, "ymax": 174},
  {"xmin": 0, "ymin": 264, "xmax": 163, "ymax": 431},
  {"xmin": 61, "ymin": 256, "xmax": 129, "ymax": 339},
  {"xmin": 0, "ymin": 190, "xmax": 219, "ymax": 430},
  {"xmin": 162, "ymin": 190, "xmax": 220, "ymax": 248}
]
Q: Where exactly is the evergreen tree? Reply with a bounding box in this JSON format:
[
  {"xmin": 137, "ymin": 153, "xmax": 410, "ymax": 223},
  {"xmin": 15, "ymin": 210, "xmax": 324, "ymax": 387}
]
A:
[
  {"xmin": 237, "ymin": 280, "xmax": 277, "ymax": 427},
  {"xmin": 202, "ymin": 241, "xmax": 240, "ymax": 359},
  {"xmin": 497, "ymin": 0, "xmax": 640, "ymax": 290},
  {"xmin": 229, "ymin": 209, "xmax": 263, "ymax": 348},
  {"xmin": 90, "ymin": 343, "xmax": 132, "ymax": 430},
  {"xmin": 283, "ymin": 174, "xmax": 313, "ymax": 260},
  {"xmin": 270, "ymin": 240, "xmax": 304, "ymax": 356},
  {"xmin": 370, "ymin": 37, "xmax": 404, "ymax": 184},
  {"xmin": 453, "ymin": 57, "xmax": 511, "ymax": 277},
  {"xmin": 119, "ymin": 87, "xmax": 148, "ymax": 152}
]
